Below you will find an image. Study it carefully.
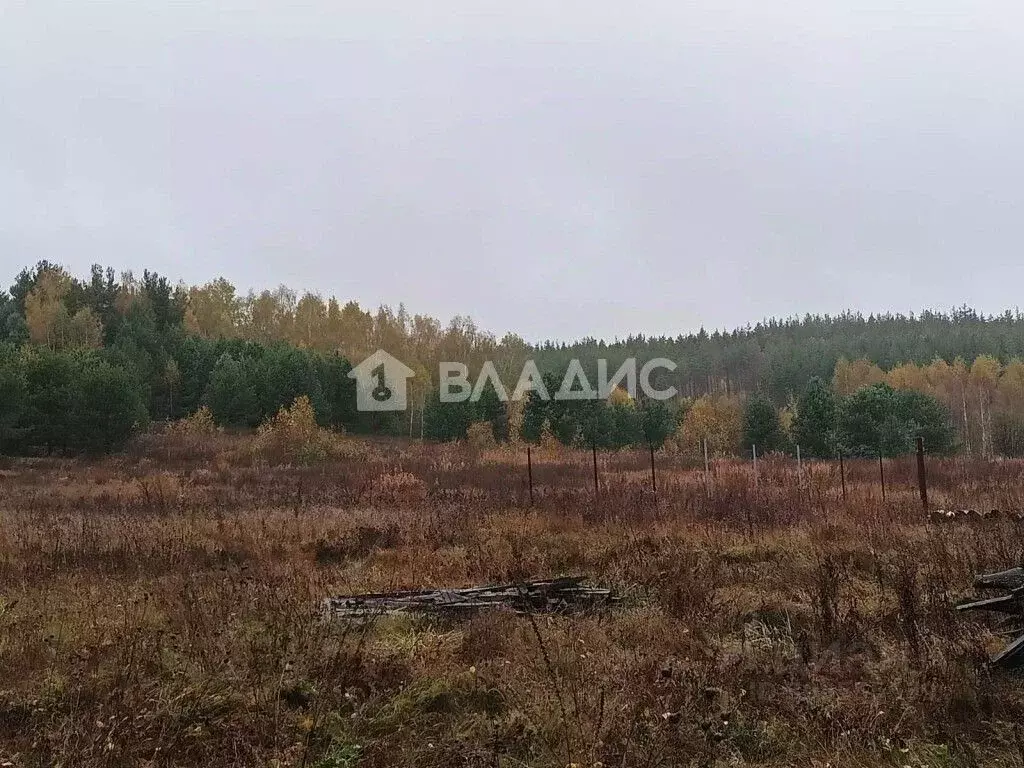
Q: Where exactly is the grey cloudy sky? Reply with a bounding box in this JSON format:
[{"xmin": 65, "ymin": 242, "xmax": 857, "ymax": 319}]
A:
[{"xmin": 2, "ymin": 1, "xmax": 1023, "ymax": 342}]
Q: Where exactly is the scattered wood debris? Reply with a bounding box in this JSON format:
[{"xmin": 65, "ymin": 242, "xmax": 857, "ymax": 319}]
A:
[
  {"xmin": 958, "ymin": 566, "xmax": 1024, "ymax": 668},
  {"xmin": 324, "ymin": 576, "xmax": 619, "ymax": 620}
]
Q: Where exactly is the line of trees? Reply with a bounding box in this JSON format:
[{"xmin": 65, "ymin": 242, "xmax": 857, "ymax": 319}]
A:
[
  {"xmin": 0, "ymin": 263, "xmax": 407, "ymax": 453},
  {"xmin": 0, "ymin": 338, "xmax": 392, "ymax": 455},
  {"xmin": 0, "ymin": 260, "xmax": 1008, "ymax": 457},
  {"xmin": 669, "ymin": 380, "xmax": 954, "ymax": 461},
  {"xmin": 420, "ymin": 374, "xmax": 679, "ymax": 450},
  {"xmin": 7, "ymin": 263, "xmax": 1024, "ymax": 412}
]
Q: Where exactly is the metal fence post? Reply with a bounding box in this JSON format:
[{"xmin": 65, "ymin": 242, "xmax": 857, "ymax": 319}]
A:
[
  {"xmin": 527, "ymin": 445, "xmax": 534, "ymax": 505},
  {"xmin": 703, "ymin": 439, "xmax": 711, "ymax": 499},
  {"xmin": 796, "ymin": 444, "xmax": 803, "ymax": 492},
  {"xmin": 916, "ymin": 436, "xmax": 928, "ymax": 513},
  {"xmin": 878, "ymin": 449, "xmax": 886, "ymax": 503},
  {"xmin": 649, "ymin": 443, "xmax": 657, "ymax": 506},
  {"xmin": 839, "ymin": 451, "xmax": 847, "ymax": 502}
]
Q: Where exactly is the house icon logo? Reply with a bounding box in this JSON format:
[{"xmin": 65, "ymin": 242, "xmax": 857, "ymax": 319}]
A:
[{"xmin": 348, "ymin": 350, "xmax": 415, "ymax": 412}]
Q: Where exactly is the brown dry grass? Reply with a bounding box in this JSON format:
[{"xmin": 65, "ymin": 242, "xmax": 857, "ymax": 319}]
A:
[{"xmin": 2, "ymin": 437, "xmax": 1024, "ymax": 767}]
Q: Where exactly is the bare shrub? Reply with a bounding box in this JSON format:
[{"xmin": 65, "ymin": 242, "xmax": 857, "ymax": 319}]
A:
[
  {"xmin": 374, "ymin": 471, "xmax": 428, "ymax": 503},
  {"xmin": 167, "ymin": 405, "xmax": 220, "ymax": 437},
  {"xmin": 253, "ymin": 396, "xmax": 341, "ymax": 465},
  {"xmin": 466, "ymin": 420, "xmax": 497, "ymax": 449},
  {"xmin": 135, "ymin": 406, "xmax": 228, "ymax": 464}
]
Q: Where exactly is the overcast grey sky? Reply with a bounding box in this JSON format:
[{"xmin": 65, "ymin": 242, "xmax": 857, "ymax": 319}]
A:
[{"xmin": 2, "ymin": 2, "xmax": 1023, "ymax": 342}]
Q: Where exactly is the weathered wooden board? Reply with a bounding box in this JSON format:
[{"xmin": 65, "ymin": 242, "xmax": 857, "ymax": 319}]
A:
[
  {"xmin": 325, "ymin": 576, "xmax": 618, "ymax": 619},
  {"xmin": 960, "ymin": 568, "xmax": 1024, "ymax": 669}
]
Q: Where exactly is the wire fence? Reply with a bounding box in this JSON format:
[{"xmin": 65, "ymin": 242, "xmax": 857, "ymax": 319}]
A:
[
  {"xmin": 93, "ymin": 430, "xmax": 1024, "ymax": 526},
  {"xmin": 515, "ymin": 438, "xmax": 932, "ymax": 515},
  {"xmin": 329, "ymin": 437, "xmax": 1024, "ymax": 526}
]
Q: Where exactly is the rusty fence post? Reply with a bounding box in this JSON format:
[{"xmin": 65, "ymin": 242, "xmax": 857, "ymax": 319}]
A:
[
  {"xmin": 878, "ymin": 449, "xmax": 886, "ymax": 503},
  {"xmin": 796, "ymin": 444, "xmax": 803, "ymax": 496},
  {"xmin": 527, "ymin": 445, "xmax": 534, "ymax": 506},
  {"xmin": 703, "ymin": 438, "xmax": 711, "ymax": 499},
  {"xmin": 649, "ymin": 443, "xmax": 658, "ymax": 506},
  {"xmin": 916, "ymin": 436, "xmax": 928, "ymax": 514}
]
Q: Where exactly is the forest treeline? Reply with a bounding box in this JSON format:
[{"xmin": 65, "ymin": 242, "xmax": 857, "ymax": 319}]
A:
[{"xmin": 0, "ymin": 261, "xmax": 1021, "ymax": 456}]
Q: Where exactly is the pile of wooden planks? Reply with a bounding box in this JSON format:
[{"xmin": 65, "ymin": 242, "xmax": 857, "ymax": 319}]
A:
[
  {"xmin": 957, "ymin": 566, "xmax": 1024, "ymax": 668},
  {"xmin": 324, "ymin": 576, "xmax": 618, "ymax": 620}
]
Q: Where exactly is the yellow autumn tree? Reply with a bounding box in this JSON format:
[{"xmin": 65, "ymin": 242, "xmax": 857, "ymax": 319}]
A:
[
  {"xmin": 951, "ymin": 357, "xmax": 972, "ymax": 453},
  {"xmin": 885, "ymin": 362, "xmax": 930, "ymax": 393},
  {"xmin": 24, "ymin": 267, "xmax": 103, "ymax": 350},
  {"xmin": 832, "ymin": 358, "xmax": 885, "ymax": 396},
  {"xmin": 65, "ymin": 306, "xmax": 104, "ymax": 349},
  {"xmin": 925, "ymin": 358, "xmax": 955, "ymax": 403},
  {"xmin": 994, "ymin": 359, "xmax": 1024, "ymax": 456},
  {"xmin": 293, "ymin": 292, "xmax": 328, "ymax": 349},
  {"xmin": 24, "ymin": 268, "xmax": 71, "ymax": 347},
  {"xmin": 998, "ymin": 359, "xmax": 1024, "ymax": 410},
  {"xmin": 674, "ymin": 395, "xmax": 743, "ymax": 457},
  {"xmin": 188, "ymin": 278, "xmax": 241, "ymax": 339},
  {"xmin": 607, "ymin": 385, "xmax": 633, "ymax": 406},
  {"xmin": 405, "ymin": 360, "xmax": 431, "ymax": 438},
  {"xmin": 244, "ymin": 290, "xmax": 289, "ymax": 343},
  {"xmin": 971, "ymin": 355, "xmax": 1002, "ymax": 457}
]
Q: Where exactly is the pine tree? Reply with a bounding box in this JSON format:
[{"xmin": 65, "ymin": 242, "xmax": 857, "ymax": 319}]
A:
[
  {"xmin": 742, "ymin": 393, "xmax": 788, "ymax": 454},
  {"xmin": 204, "ymin": 353, "xmax": 260, "ymax": 427},
  {"xmin": 792, "ymin": 377, "xmax": 838, "ymax": 457}
]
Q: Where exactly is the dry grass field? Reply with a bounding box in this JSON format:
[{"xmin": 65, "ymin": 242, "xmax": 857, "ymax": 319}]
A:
[{"xmin": 3, "ymin": 434, "xmax": 1024, "ymax": 767}]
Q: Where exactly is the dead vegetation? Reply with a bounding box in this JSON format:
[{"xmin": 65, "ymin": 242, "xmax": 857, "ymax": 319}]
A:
[{"xmin": 2, "ymin": 436, "xmax": 1024, "ymax": 766}]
